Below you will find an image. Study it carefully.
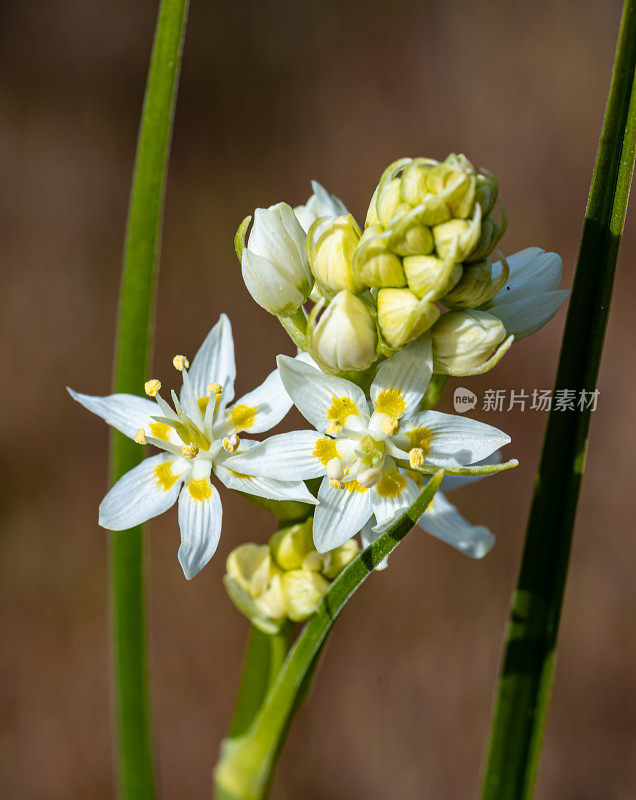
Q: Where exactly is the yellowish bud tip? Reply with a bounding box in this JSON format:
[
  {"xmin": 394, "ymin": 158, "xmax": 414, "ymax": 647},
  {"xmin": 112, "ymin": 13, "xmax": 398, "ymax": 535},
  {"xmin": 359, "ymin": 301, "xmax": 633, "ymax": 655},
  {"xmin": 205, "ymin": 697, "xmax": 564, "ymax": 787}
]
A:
[
  {"xmin": 172, "ymin": 354, "xmax": 189, "ymax": 371},
  {"xmin": 182, "ymin": 443, "xmax": 199, "ymax": 459},
  {"xmin": 144, "ymin": 379, "xmax": 161, "ymax": 397},
  {"xmin": 135, "ymin": 428, "xmax": 147, "ymax": 445},
  {"xmin": 223, "ymin": 434, "xmax": 240, "ymax": 453},
  {"xmin": 326, "ymin": 420, "xmax": 343, "ymax": 435},
  {"xmin": 381, "ymin": 417, "xmax": 400, "ymax": 436},
  {"xmin": 409, "ymin": 447, "xmax": 425, "ymax": 468},
  {"xmin": 329, "ymin": 478, "xmax": 344, "ymax": 490},
  {"xmin": 208, "ymin": 382, "xmax": 224, "ymax": 395}
]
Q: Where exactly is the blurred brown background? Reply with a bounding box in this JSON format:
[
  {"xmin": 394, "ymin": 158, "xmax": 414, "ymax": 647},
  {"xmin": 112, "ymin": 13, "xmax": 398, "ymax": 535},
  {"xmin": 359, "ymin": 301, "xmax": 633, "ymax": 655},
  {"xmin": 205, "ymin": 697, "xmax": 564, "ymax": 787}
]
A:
[{"xmin": 2, "ymin": 0, "xmax": 635, "ymax": 797}]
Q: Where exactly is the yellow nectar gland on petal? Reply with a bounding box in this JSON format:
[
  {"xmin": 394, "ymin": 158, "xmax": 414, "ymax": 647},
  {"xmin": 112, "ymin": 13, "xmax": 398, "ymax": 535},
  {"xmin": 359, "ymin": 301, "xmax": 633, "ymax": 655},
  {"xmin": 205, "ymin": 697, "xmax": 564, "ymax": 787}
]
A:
[
  {"xmin": 182, "ymin": 443, "xmax": 199, "ymax": 459},
  {"xmin": 154, "ymin": 461, "xmax": 179, "ymax": 492},
  {"xmin": 376, "ymin": 470, "xmax": 407, "ymax": 499},
  {"xmin": 172, "ymin": 354, "xmax": 189, "ymax": 371},
  {"xmin": 327, "ymin": 397, "xmax": 358, "ymax": 426},
  {"xmin": 135, "ymin": 428, "xmax": 147, "ymax": 445},
  {"xmin": 375, "ymin": 389, "xmax": 406, "ymax": 419},
  {"xmin": 223, "ymin": 434, "xmax": 240, "ymax": 453},
  {"xmin": 381, "ymin": 417, "xmax": 400, "ymax": 436},
  {"xmin": 145, "ymin": 379, "xmax": 161, "ymax": 397},
  {"xmin": 326, "ymin": 420, "xmax": 343, "ymax": 435},
  {"xmin": 407, "ymin": 426, "xmax": 433, "ymax": 455},
  {"xmin": 329, "ymin": 478, "xmax": 344, "ymax": 490},
  {"xmin": 345, "ymin": 480, "xmax": 367, "ymax": 494},
  {"xmin": 149, "ymin": 421, "xmax": 171, "ymax": 441},
  {"xmin": 230, "ymin": 404, "xmax": 256, "ymax": 431},
  {"xmin": 313, "ymin": 438, "xmax": 338, "ymax": 465},
  {"xmin": 188, "ymin": 477, "xmax": 213, "ymax": 502},
  {"xmin": 409, "ymin": 447, "xmax": 425, "ymax": 468}
]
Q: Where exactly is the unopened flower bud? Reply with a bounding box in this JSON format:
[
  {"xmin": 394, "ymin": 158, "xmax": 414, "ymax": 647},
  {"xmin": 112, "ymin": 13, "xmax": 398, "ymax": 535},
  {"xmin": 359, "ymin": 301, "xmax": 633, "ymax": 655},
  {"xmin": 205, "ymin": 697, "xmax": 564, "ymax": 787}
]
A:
[
  {"xmin": 386, "ymin": 208, "xmax": 435, "ymax": 257},
  {"xmin": 281, "ymin": 570, "xmax": 330, "ymax": 622},
  {"xmin": 403, "ymin": 251, "xmax": 462, "ymax": 300},
  {"xmin": 377, "ymin": 288, "xmax": 440, "ymax": 348},
  {"xmin": 321, "ymin": 539, "xmax": 360, "ymax": 579},
  {"xmin": 307, "ymin": 214, "xmax": 363, "ymax": 294},
  {"xmin": 432, "ymin": 204, "xmax": 482, "ymax": 262},
  {"xmin": 224, "ymin": 544, "xmax": 286, "ymax": 633},
  {"xmin": 238, "ymin": 203, "xmax": 313, "ymax": 316},
  {"xmin": 475, "ymin": 169, "xmax": 499, "ymax": 216},
  {"xmin": 443, "ymin": 257, "xmax": 509, "ymax": 310},
  {"xmin": 309, "ymin": 291, "xmax": 378, "ymax": 372},
  {"xmin": 465, "ymin": 203, "xmax": 508, "ymax": 263},
  {"xmin": 375, "ymin": 177, "xmax": 404, "ymax": 226},
  {"xmin": 431, "ymin": 310, "xmax": 509, "ymax": 375},
  {"xmin": 353, "ymin": 225, "xmax": 406, "ymax": 288},
  {"xmin": 294, "ymin": 180, "xmax": 348, "ymax": 233},
  {"xmin": 269, "ymin": 519, "xmax": 314, "ymax": 571}
]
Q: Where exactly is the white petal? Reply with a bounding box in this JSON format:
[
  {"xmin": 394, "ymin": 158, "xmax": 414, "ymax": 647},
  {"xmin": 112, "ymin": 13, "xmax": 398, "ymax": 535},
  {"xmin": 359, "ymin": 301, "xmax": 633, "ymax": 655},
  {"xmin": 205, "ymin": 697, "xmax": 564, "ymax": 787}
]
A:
[
  {"xmin": 489, "ymin": 290, "xmax": 569, "ymax": 339},
  {"xmin": 215, "ymin": 461, "xmax": 317, "ymax": 504},
  {"xmin": 419, "ymin": 493, "xmax": 495, "ymax": 558},
  {"xmin": 399, "ymin": 410, "xmax": 510, "ymax": 466},
  {"xmin": 370, "ymin": 335, "xmax": 433, "ymax": 418},
  {"xmin": 371, "ymin": 471, "xmax": 420, "ymax": 533},
  {"xmin": 68, "ymin": 388, "xmax": 158, "ymax": 441},
  {"xmin": 178, "ymin": 479, "xmax": 222, "ymax": 579},
  {"xmin": 277, "ymin": 355, "xmax": 368, "ymax": 432},
  {"xmin": 313, "ymin": 476, "xmax": 373, "ymax": 553},
  {"xmin": 223, "ymin": 367, "xmax": 292, "ymax": 434},
  {"xmin": 99, "ymin": 454, "xmax": 184, "ymax": 530},
  {"xmin": 294, "ymin": 181, "xmax": 349, "ymax": 232},
  {"xmin": 223, "ymin": 430, "xmax": 325, "ymax": 481},
  {"xmin": 185, "ymin": 314, "xmax": 236, "ymax": 407},
  {"xmin": 491, "ymin": 249, "xmax": 562, "ymax": 304},
  {"xmin": 242, "ymin": 249, "xmax": 306, "ymax": 315}
]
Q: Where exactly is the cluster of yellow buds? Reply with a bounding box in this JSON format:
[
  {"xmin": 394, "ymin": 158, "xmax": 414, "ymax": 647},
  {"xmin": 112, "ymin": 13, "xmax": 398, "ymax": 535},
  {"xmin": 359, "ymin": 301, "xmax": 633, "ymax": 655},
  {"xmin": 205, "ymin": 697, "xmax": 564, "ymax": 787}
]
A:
[
  {"xmin": 305, "ymin": 154, "xmax": 509, "ymax": 374},
  {"xmin": 223, "ymin": 519, "xmax": 359, "ymax": 634}
]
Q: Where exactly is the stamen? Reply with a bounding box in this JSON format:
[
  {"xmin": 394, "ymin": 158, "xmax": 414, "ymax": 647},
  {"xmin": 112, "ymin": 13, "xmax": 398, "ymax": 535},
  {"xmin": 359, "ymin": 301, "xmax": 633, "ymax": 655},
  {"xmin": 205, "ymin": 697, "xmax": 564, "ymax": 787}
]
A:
[
  {"xmin": 329, "ymin": 478, "xmax": 344, "ymax": 490},
  {"xmin": 357, "ymin": 467, "xmax": 382, "ymax": 488},
  {"xmin": 326, "ymin": 457, "xmax": 344, "ymax": 481},
  {"xmin": 381, "ymin": 417, "xmax": 400, "ymax": 436},
  {"xmin": 135, "ymin": 428, "xmax": 147, "ymax": 445},
  {"xmin": 326, "ymin": 420, "xmax": 343, "ymax": 436},
  {"xmin": 223, "ymin": 433, "xmax": 240, "ymax": 453},
  {"xmin": 172, "ymin": 354, "xmax": 190, "ymax": 371},
  {"xmin": 208, "ymin": 382, "xmax": 224, "ymax": 395},
  {"xmin": 409, "ymin": 447, "xmax": 425, "ymax": 468},
  {"xmin": 144, "ymin": 379, "xmax": 161, "ymax": 397},
  {"xmin": 181, "ymin": 443, "xmax": 199, "ymax": 459}
]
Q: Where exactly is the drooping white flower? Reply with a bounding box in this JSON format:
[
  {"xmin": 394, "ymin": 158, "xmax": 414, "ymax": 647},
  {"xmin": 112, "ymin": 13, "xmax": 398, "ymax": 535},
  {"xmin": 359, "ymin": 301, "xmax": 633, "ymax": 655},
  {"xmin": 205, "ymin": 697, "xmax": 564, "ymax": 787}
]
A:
[
  {"xmin": 69, "ymin": 315, "xmax": 316, "ymax": 579},
  {"xmin": 240, "ymin": 203, "xmax": 313, "ymax": 316},
  {"xmin": 226, "ymin": 337, "xmax": 516, "ymax": 553},
  {"xmin": 485, "ymin": 247, "xmax": 569, "ymax": 338},
  {"xmin": 294, "ymin": 180, "xmax": 349, "ymax": 233}
]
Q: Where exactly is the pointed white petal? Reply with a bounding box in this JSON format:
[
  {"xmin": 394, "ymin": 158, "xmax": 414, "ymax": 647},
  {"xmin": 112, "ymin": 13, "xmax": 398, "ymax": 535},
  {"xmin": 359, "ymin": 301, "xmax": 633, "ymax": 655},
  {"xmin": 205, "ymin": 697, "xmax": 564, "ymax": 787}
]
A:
[
  {"xmin": 489, "ymin": 290, "xmax": 569, "ymax": 339},
  {"xmin": 223, "ymin": 430, "xmax": 325, "ymax": 481},
  {"xmin": 419, "ymin": 493, "xmax": 495, "ymax": 558},
  {"xmin": 224, "ymin": 367, "xmax": 292, "ymax": 434},
  {"xmin": 370, "ymin": 335, "xmax": 433, "ymax": 418},
  {"xmin": 371, "ymin": 471, "xmax": 420, "ymax": 533},
  {"xmin": 68, "ymin": 388, "xmax": 158, "ymax": 441},
  {"xmin": 215, "ymin": 461, "xmax": 318, "ymax": 505},
  {"xmin": 185, "ymin": 314, "xmax": 236, "ymax": 407},
  {"xmin": 399, "ymin": 410, "xmax": 510, "ymax": 467},
  {"xmin": 99, "ymin": 454, "xmax": 184, "ymax": 530},
  {"xmin": 177, "ymin": 479, "xmax": 222, "ymax": 579},
  {"xmin": 277, "ymin": 355, "xmax": 368, "ymax": 432},
  {"xmin": 491, "ymin": 249, "xmax": 562, "ymax": 304},
  {"xmin": 313, "ymin": 477, "xmax": 373, "ymax": 553}
]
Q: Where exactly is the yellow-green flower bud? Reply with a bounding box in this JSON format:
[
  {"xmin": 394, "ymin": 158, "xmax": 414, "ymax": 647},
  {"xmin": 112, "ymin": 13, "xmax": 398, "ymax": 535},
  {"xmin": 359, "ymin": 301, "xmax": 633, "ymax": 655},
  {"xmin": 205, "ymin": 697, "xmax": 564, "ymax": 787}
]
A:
[
  {"xmin": 443, "ymin": 256, "xmax": 509, "ymax": 310},
  {"xmin": 353, "ymin": 225, "xmax": 406, "ymax": 288},
  {"xmin": 365, "ymin": 185, "xmax": 380, "ymax": 227},
  {"xmin": 426, "ymin": 154, "xmax": 476, "ymax": 219},
  {"xmin": 307, "ymin": 214, "xmax": 363, "ymax": 295},
  {"xmin": 403, "ymin": 250, "xmax": 462, "ymax": 300},
  {"xmin": 400, "ymin": 158, "xmax": 436, "ymax": 205},
  {"xmin": 281, "ymin": 570, "xmax": 330, "ymax": 622},
  {"xmin": 309, "ymin": 291, "xmax": 378, "ymax": 372},
  {"xmin": 432, "ymin": 204, "xmax": 482, "ymax": 262},
  {"xmin": 431, "ymin": 310, "xmax": 510, "ymax": 375},
  {"xmin": 321, "ymin": 539, "xmax": 360, "ymax": 579},
  {"xmin": 224, "ymin": 544, "xmax": 286, "ymax": 634},
  {"xmin": 377, "ymin": 288, "xmax": 440, "ymax": 348},
  {"xmin": 475, "ymin": 169, "xmax": 499, "ymax": 216},
  {"xmin": 386, "ymin": 208, "xmax": 434, "ymax": 257},
  {"xmin": 376, "ymin": 178, "xmax": 404, "ymax": 226},
  {"xmin": 227, "ymin": 543, "xmax": 272, "ymax": 596},
  {"xmin": 269, "ymin": 519, "xmax": 314, "ymax": 571},
  {"xmin": 465, "ymin": 203, "xmax": 508, "ymax": 263}
]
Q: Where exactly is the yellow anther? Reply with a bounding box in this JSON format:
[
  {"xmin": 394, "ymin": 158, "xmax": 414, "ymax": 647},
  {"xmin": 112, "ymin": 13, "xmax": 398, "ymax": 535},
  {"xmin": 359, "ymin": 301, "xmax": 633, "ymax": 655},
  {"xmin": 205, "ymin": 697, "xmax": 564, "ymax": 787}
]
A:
[
  {"xmin": 329, "ymin": 478, "xmax": 344, "ymax": 490},
  {"xmin": 173, "ymin": 354, "xmax": 189, "ymax": 371},
  {"xmin": 208, "ymin": 382, "xmax": 224, "ymax": 395},
  {"xmin": 144, "ymin": 379, "xmax": 161, "ymax": 397},
  {"xmin": 409, "ymin": 447, "xmax": 425, "ymax": 468},
  {"xmin": 223, "ymin": 434, "xmax": 240, "ymax": 453},
  {"xmin": 181, "ymin": 443, "xmax": 199, "ymax": 459},
  {"xmin": 326, "ymin": 420, "xmax": 343, "ymax": 436},
  {"xmin": 381, "ymin": 417, "xmax": 400, "ymax": 436},
  {"xmin": 135, "ymin": 428, "xmax": 147, "ymax": 445}
]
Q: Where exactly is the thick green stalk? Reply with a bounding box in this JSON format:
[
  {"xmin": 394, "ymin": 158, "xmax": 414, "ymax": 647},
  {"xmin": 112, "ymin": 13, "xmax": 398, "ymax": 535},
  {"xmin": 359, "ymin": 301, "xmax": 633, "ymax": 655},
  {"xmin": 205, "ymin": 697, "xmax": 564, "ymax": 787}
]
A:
[
  {"xmin": 213, "ymin": 471, "xmax": 444, "ymax": 800},
  {"xmin": 481, "ymin": 3, "xmax": 636, "ymax": 798},
  {"xmin": 109, "ymin": 2, "xmax": 189, "ymax": 798}
]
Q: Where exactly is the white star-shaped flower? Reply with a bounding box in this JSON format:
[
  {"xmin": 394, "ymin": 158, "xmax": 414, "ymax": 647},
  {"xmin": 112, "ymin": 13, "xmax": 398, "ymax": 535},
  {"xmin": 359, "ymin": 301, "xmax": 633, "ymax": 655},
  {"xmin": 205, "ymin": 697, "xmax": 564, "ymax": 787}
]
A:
[
  {"xmin": 69, "ymin": 314, "xmax": 316, "ymax": 579},
  {"xmin": 226, "ymin": 336, "xmax": 515, "ymax": 553}
]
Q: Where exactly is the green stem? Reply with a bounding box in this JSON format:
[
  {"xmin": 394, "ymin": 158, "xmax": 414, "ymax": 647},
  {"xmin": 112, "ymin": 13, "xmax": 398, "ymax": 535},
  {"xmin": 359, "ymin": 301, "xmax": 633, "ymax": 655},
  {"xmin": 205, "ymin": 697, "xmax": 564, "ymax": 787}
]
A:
[
  {"xmin": 109, "ymin": 2, "xmax": 189, "ymax": 798},
  {"xmin": 481, "ymin": 3, "xmax": 636, "ymax": 798},
  {"xmin": 421, "ymin": 373, "xmax": 449, "ymax": 410},
  {"xmin": 213, "ymin": 472, "xmax": 444, "ymax": 800}
]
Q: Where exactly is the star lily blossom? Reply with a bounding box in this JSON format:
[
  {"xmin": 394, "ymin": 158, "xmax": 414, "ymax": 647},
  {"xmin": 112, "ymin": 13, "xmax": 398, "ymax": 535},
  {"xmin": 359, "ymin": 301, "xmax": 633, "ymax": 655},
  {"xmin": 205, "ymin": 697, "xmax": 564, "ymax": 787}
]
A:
[
  {"xmin": 226, "ymin": 336, "xmax": 517, "ymax": 552},
  {"xmin": 69, "ymin": 315, "xmax": 316, "ymax": 579}
]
